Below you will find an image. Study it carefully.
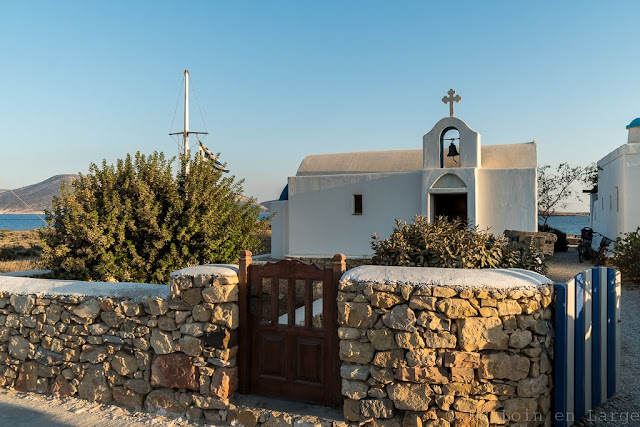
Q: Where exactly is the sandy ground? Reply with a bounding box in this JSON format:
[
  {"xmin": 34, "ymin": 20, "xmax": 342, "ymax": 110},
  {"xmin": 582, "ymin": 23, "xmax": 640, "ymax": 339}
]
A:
[
  {"xmin": 0, "ymin": 248, "xmax": 634, "ymax": 426},
  {"xmin": 545, "ymin": 246, "xmax": 588, "ymax": 283},
  {"xmin": 0, "ymin": 388, "xmax": 202, "ymax": 426}
]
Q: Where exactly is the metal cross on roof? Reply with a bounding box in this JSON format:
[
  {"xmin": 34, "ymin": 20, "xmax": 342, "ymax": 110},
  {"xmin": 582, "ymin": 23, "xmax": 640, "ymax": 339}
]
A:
[{"xmin": 442, "ymin": 89, "xmax": 462, "ymax": 117}]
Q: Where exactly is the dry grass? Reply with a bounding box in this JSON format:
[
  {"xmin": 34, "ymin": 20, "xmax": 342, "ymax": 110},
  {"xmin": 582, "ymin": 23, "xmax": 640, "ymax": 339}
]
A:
[
  {"xmin": 0, "ymin": 230, "xmax": 43, "ymax": 273},
  {"xmin": 0, "ymin": 259, "xmax": 44, "ymax": 273},
  {"xmin": 0, "ymin": 229, "xmax": 41, "ymax": 247}
]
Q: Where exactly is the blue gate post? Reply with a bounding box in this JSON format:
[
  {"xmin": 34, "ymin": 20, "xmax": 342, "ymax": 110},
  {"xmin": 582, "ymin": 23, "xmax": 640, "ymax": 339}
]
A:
[
  {"xmin": 606, "ymin": 268, "xmax": 621, "ymax": 398},
  {"xmin": 554, "ymin": 267, "xmax": 621, "ymax": 427},
  {"xmin": 574, "ymin": 272, "xmax": 585, "ymax": 421},
  {"xmin": 554, "ymin": 281, "xmax": 568, "ymax": 427},
  {"xmin": 591, "ymin": 267, "xmax": 602, "ymax": 409}
]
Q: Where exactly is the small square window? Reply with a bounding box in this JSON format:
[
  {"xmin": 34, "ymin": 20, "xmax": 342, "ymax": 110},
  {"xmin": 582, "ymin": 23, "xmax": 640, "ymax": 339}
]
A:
[{"xmin": 353, "ymin": 194, "xmax": 363, "ymax": 215}]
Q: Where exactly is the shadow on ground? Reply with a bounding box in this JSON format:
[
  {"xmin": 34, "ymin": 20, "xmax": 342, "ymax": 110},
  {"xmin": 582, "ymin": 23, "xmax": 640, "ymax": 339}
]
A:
[
  {"xmin": 546, "ymin": 246, "xmax": 592, "ymax": 283},
  {"xmin": 0, "ymin": 401, "xmax": 75, "ymax": 427},
  {"xmin": 235, "ymin": 394, "xmax": 343, "ymax": 421}
]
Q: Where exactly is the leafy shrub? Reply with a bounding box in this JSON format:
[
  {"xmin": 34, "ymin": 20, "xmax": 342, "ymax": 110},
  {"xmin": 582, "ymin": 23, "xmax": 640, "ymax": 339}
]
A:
[
  {"xmin": 371, "ymin": 216, "xmax": 548, "ymax": 275},
  {"xmin": 40, "ymin": 152, "xmax": 262, "ymax": 284},
  {"xmin": 611, "ymin": 227, "xmax": 640, "ymax": 281},
  {"xmin": 502, "ymin": 241, "xmax": 548, "ymax": 274},
  {"xmin": 538, "ymin": 224, "xmax": 568, "ymax": 252}
]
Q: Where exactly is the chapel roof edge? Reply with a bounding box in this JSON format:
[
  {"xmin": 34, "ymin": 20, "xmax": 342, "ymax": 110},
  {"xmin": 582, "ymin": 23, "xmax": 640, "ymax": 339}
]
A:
[{"xmin": 426, "ymin": 116, "xmax": 478, "ymax": 137}]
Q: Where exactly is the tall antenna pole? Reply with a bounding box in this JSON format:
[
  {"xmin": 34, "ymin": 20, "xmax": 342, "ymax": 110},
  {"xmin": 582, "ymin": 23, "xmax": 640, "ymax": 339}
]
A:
[
  {"xmin": 169, "ymin": 70, "xmax": 208, "ymax": 176},
  {"xmin": 184, "ymin": 70, "xmax": 190, "ymax": 163}
]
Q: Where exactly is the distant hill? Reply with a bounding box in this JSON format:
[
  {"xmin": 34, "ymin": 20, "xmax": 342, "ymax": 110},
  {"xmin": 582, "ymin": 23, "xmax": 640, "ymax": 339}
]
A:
[
  {"xmin": 237, "ymin": 195, "xmax": 269, "ymax": 213},
  {"xmin": 1, "ymin": 175, "xmax": 267, "ymax": 215},
  {"xmin": 0, "ymin": 175, "xmax": 78, "ymax": 214}
]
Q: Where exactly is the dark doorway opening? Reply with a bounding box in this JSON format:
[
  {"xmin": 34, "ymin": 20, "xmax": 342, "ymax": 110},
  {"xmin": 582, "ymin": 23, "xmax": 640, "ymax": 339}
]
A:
[{"xmin": 433, "ymin": 193, "xmax": 467, "ymax": 222}]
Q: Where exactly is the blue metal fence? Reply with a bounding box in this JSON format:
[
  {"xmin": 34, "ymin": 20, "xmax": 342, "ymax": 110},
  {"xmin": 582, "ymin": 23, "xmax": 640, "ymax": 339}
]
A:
[{"xmin": 554, "ymin": 267, "xmax": 621, "ymax": 427}]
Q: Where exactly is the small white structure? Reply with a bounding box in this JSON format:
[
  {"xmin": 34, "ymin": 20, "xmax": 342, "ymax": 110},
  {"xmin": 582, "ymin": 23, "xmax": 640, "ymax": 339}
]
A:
[
  {"xmin": 270, "ymin": 91, "xmax": 538, "ymax": 259},
  {"xmin": 590, "ymin": 118, "xmax": 640, "ymax": 241}
]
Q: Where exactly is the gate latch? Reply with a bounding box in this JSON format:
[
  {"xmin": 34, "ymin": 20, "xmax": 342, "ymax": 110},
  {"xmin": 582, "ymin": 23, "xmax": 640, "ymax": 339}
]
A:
[{"xmin": 249, "ymin": 287, "xmax": 258, "ymax": 315}]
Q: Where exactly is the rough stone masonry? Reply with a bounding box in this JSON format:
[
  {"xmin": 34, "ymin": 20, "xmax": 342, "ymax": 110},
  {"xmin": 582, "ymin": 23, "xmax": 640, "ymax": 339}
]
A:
[
  {"xmin": 0, "ymin": 263, "xmax": 556, "ymax": 427},
  {"xmin": 0, "ymin": 266, "xmax": 247, "ymax": 424},
  {"xmin": 0, "ymin": 266, "xmax": 347, "ymax": 427},
  {"xmin": 337, "ymin": 266, "xmax": 555, "ymax": 427}
]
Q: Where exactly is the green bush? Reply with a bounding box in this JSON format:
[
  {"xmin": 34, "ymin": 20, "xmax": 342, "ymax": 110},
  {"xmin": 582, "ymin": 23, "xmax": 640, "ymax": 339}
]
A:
[
  {"xmin": 371, "ymin": 216, "xmax": 548, "ymax": 275},
  {"xmin": 611, "ymin": 227, "xmax": 640, "ymax": 281},
  {"xmin": 538, "ymin": 224, "xmax": 569, "ymax": 252},
  {"xmin": 40, "ymin": 152, "xmax": 262, "ymax": 284}
]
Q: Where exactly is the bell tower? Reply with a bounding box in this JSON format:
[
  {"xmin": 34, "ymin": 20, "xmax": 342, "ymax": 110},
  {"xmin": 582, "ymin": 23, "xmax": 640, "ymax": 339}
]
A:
[{"xmin": 421, "ymin": 89, "xmax": 483, "ymax": 225}]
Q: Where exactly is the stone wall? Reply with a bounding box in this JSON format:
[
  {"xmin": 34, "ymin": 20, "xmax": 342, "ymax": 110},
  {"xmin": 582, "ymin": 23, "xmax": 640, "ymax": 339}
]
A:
[
  {"xmin": 337, "ymin": 266, "xmax": 555, "ymax": 426},
  {"xmin": 0, "ymin": 266, "xmax": 242, "ymax": 424},
  {"xmin": 0, "ymin": 262, "xmax": 558, "ymax": 427}
]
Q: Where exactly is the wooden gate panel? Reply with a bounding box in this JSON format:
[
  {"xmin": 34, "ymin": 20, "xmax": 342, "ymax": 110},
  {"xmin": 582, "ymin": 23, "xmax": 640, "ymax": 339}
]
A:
[
  {"xmin": 238, "ymin": 252, "xmax": 345, "ymax": 407},
  {"xmin": 258, "ymin": 334, "xmax": 286, "ymax": 378},
  {"xmin": 294, "ymin": 337, "xmax": 323, "ymax": 384}
]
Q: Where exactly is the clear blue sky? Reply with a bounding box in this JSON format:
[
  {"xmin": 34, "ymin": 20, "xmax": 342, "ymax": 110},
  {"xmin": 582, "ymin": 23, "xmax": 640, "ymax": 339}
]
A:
[{"xmin": 1, "ymin": 1, "xmax": 639, "ymax": 209}]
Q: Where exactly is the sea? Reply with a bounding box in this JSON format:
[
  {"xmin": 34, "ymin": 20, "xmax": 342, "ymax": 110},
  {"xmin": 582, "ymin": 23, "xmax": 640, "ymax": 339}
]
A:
[
  {"xmin": 0, "ymin": 214, "xmax": 47, "ymax": 231},
  {"xmin": 540, "ymin": 215, "xmax": 590, "ymax": 235},
  {"xmin": 1, "ymin": 213, "xmax": 590, "ymax": 235}
]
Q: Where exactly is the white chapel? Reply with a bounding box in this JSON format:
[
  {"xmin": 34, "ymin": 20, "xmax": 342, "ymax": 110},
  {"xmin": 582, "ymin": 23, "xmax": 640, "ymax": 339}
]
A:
[{"xmin": 270, "ymin": 90, "xmax": 539, "ymax": 259}]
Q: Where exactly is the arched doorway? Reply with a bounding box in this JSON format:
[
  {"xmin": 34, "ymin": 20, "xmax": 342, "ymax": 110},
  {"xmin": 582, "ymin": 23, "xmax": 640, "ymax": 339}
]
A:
[{"xmin": 430, "ymin": 174, "xmax": 468, "ymax": 222}]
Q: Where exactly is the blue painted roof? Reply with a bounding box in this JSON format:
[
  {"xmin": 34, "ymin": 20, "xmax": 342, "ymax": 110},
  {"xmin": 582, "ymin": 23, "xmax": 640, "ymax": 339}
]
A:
[
  {"xmin": 278, "ymin": 184, "xmax": 288, "ymax": 201},
  {"xmin": 626, "ymin": 118, "xmax": 640, "ymax": 129}
]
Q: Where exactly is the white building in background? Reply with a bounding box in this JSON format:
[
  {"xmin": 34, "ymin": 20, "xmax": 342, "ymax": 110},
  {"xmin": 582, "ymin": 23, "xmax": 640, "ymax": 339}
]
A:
[
  {"xmin": 590, "ymin": 118, "xmax": 640, "ymax": 241},
  {"xmin": 270, "ymin": 91, "xmax": 539, "ymax": 259}
]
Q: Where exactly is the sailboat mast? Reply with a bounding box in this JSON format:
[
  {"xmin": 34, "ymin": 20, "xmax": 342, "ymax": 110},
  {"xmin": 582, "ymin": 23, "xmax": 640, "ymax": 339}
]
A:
[
  {"xmin": 169, "ymin": 69, "xmax": 208, "ymax": 175},
  {"xmin": 184, "ymin": 69, "xmax": 190, "ymax": 161}
]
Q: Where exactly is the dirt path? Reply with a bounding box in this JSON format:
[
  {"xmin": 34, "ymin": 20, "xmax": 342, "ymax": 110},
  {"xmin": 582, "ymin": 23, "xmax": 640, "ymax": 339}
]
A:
[
  {"xmin": 545, "ymin": 246, "xmax": 587, "ymax": 283},
  {"xmin": 0, "ymin": 389, "xmax": 206, "ymax": 427}
]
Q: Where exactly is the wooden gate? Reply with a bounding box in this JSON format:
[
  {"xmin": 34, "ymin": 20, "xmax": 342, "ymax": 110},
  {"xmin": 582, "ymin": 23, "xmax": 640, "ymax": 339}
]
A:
[{"xmin": 238, "ymin": 251, "xmax": 345, "ymax": 407}]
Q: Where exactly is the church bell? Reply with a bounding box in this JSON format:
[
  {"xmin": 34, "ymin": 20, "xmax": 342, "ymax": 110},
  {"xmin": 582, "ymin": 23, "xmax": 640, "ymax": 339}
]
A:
[{"xmin": 446, "ymin": 142, "xmax": 460, "ymax": 157}]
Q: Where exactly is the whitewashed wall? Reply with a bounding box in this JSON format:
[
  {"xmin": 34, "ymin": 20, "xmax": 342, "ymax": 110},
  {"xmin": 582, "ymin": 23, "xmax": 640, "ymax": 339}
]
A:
[
  {"xmin": 269, "ymin": 200, "xmax": 289, "ymax": 259},
  {"xmin": 477, "ymin": 168, "xmax": 538, "ymax": 234},
  {"xmin": 286, "ymin": 171, "xmax": 422, "ymax": 257},
  {"xmin": 591, "ymin": 143, "xmax": 640, "ymax": 242},
  {"xmin": 279, "ymin": 167, "xmax": 536, "ymax": 258}
]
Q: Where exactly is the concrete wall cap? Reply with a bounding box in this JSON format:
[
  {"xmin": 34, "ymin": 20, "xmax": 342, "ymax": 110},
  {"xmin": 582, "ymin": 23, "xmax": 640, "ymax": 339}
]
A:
[
  {"xmin": 170, "ymin": 264, "xmax": 239, "ymax": 278},
  {"xmin": 341, "ymin": 266, "xmax": 553, "ymax": 290},
  {"xmin": 0, "ymin": 276, "xmax": 170, "ymax": 302},
  {"xmin": 0, "ymin": 269, "xmax": 51, "ymax": 277}
]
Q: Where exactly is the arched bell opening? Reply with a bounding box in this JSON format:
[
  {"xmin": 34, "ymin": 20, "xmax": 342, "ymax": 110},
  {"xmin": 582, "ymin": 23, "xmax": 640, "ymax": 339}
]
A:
[{"xmin": 440, "ymin": 127, "xmax": 460, "ymax": 168}]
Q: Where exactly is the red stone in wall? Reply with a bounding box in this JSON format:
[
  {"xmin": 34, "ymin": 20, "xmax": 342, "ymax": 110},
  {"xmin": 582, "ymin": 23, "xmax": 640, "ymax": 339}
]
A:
[
  {"xmin": 150, "ymin": 352, "xmax": 199, "ymax": 391},
  {"xmin": 14, "ymin": 361, "xmax": 38, "ymax": 392}
]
